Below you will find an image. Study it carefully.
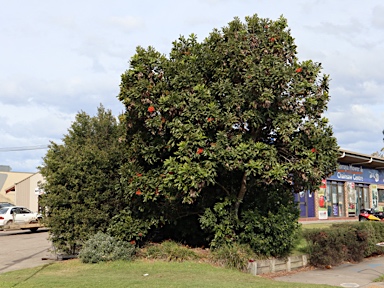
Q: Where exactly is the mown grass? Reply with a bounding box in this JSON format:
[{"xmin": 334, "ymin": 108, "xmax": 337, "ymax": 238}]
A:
[
  {"xmin": 0, "ymin": 259, "xmax": 336, "ymax": 288},
  {"xmin": 0, "ymin": 223, "xmax": 343, "ymax": 288}
]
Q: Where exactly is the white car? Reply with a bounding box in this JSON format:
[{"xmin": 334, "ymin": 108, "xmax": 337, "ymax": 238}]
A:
[{"xmin": 0, "ymin": 206, "xmax": 42, "ymax": 228}]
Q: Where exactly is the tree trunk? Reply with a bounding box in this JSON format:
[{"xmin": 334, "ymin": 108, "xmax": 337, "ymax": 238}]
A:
[{"xmin": 234, "ymin": 172, "xmax": 247, "ymax": 218}]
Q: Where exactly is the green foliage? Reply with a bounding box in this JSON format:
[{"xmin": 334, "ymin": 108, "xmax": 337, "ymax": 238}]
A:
[
  {"xmin": 238, "ymin": 205, "xmax": 300, "ymax": 257},
  {"xmin": 332, "ymin": 222, "xmax": 384, "ymax": 257},
  {"xmin": 79, "ymin": 232, "xmax": 136, "ymax": 263},
  {"xmin": 40, "ymin": 14, "xmax": 339, "ymax": 258},
  {"xmin": 142, "ymin": 241, "xmax": 199, "ymax": 262},
  {"xmin": 303, "ymin": 222, "xmax": 384, "ymax": 267},
  {"xmin": 107, "ymin": 209, "xmax": 158, "ymax": 243},
  {"xmin": 116, "ymin": 13, "xmax": 338, "ymax": 255},
  {"xmin": 39, "ymin": 105, "xmax": 127, "ymax": 254},
  {"xmin": 200, "ymin": 198, "xmax": 239, "ymax": 248},
  {"xmin": 200, "ymin": 201, "xmax": 300, "ymax": 257},
  {"xmin": 211, "ymin": 243, "xmax": 257, "ymax": 272}
]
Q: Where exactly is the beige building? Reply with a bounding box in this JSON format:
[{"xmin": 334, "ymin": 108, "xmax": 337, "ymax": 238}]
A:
[
  {"xmin": 6, "ymin": 173, "xmax": 45, "ymax": 213},
  {"xmin": 0, "ymin": 166, "xmax": 33, "ymax": 205}
]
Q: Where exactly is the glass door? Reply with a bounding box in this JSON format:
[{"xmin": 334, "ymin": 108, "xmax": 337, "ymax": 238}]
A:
[
  {"xmin": 331, "ymin": 182, "xmax": 339, "ymax": 216},
  {"xmin": 337, "ymin": 183, "xmax": 344, "ymax": 216},
  {"xmin": 356, "ymin": 185, "xmax": 369, "ymax": 211}
]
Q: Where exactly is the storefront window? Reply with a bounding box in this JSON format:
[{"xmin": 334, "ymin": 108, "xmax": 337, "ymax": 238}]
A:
[
  {"xmin": 326, "ymin": 181, "xmax": 345, "ymax": 217},
  {"xmin": 379, "ymin": 189, "xmax": 384, "ymax": 203}
]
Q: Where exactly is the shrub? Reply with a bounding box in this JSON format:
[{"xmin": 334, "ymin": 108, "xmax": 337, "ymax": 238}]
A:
[
  {"xmin": 333, "ymin": 222, "xmax": 384, "ymax": 257},
  {"xmin": 200, "ymin": 198, "xmax": 301, "ymax": 258},
  {"xmin": 302, "ymin": 222, "xmax": 384, "ymax": 267},
  {"xmin": 143, "ymin": 240, "xmax": 199, "ymax": 262},
  {"xmin": 79, "ymin": 232, "xmax": 136, "ymax": 263},
  {"xmin": 238, "ymin": 205, "xmax": 301, "ymax": 258},
  {"xmin": 211, "ymin": 243, "xmax": 257, "ymax": 272}
]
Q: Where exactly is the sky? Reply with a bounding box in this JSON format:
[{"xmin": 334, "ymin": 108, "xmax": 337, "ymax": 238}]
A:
[{"xmin": 1, "ymin": 0, "xmax": 383, "ymax": 172}]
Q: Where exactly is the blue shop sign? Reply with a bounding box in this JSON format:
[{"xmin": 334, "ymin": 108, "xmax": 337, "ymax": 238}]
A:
[{"xmin": 328, "ymin": 163, "xmax": 384, "ymax": 184}]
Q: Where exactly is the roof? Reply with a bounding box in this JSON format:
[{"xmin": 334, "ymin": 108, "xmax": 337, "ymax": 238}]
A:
[
  {"xmin": 4, "ymin": 172, "xmax": 42, "ymax": 194},
  {"xmin": 339, "ymin": 148, "xmax": 384, "ymax": 169}
]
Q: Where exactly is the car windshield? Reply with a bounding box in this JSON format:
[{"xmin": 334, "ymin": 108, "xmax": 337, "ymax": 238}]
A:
[
  {"xmin": 0, "ymin": 207, "xmax": 9, "ymax": 214},
  {"xmin": 0, "ymin": 203, "xmax": 13, "ymax": 207}
]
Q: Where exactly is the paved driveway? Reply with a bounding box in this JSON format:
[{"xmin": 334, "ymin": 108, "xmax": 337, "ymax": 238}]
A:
[{"xmin": 0, "ymin": 229, "xmax": 55, "ymax": 274}]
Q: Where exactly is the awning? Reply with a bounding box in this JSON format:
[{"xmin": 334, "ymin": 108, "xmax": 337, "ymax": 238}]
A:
[
  {"xmin": 5, "ymin": 185, "xmax": 15, "ymax": 193},
  {"xmin": 339, "ymin": 148, "xmax": 384, "ymax": 169}
]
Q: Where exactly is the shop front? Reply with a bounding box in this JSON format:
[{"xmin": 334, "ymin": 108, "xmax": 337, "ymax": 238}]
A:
[{"xmin": 299, "ymin": 149, "xmax": 384, "ymax": 220}]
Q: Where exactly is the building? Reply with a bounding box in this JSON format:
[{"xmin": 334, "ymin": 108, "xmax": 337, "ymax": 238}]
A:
[
  {"xmin": 5, "ymin": 172, "xmax": 45, "ymax": 213},
  {"xmin": 297, "ymin": 148, "xmax": 384, "ymax": 220},
  {"xmin": 0, "ymin": 166, "xmax": 33, "ymax": 205}
]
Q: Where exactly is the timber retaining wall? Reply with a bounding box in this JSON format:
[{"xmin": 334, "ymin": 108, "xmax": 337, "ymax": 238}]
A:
[{"xmin": 247, "ymin": 254, "xmax": 308, "ymax": 275}]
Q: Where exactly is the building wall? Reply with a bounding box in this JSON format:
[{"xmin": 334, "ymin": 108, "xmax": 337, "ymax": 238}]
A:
[
  {"xmin": 0, "ymin": 171, "xmax": 33, "ymax": 204},
  {"xmin": 15, "ymin": 173, "xmax": 44, "ymax": 213}
]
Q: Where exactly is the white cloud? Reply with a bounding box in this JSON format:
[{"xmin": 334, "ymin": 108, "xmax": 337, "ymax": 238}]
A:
[
  {"xmin": 108, "ymin": 16, "xmax": 144, "ymax": 32},
  {"xmin": 0, "ymin": 0, "xmax": 383, "ymax": 171},
  {"xmin": 372, "ymin": 5, "xmax": 384, "ymax": 28}
]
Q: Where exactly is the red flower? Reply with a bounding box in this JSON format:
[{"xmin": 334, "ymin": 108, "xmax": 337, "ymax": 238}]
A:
[
  {"xmin": 148, "ymin": 106, "xmax": 155, "ymax": 113},
  {"xmin": 296, "ymin": 67, "xmax": 302, "ymax": 73},
  {"xmin": 270, "ymin": 37, "xmax": 275, "ymax": 42},
  {"xmin": 130, "ymin": 240, "xmax": 136, "ymax": 245},
  {"xmin": 196, "ymin": 148, "xmax": 204, "ymax": 155},
  {"xmin": 136, "ymin": 173, "xmax": 142, "ymax": 177},
  {"xmin": 207, "ymin": 117, "xmax": 214, "ymax": 122},
  {"xmin": 135, "ymin": 189, "xmax": 142, "ymax": 195},
  {"xmin": 311, "ymin": 148, "xmax": 317, "ymax": 153}
]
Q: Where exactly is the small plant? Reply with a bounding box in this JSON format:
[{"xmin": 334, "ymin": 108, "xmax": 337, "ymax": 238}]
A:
[
  {"xmin": 211, "ymin": 243, "xmax": 257, "ymax": 272},
  {"xmin": 79, "ymin": 232, "xmax": 136, "ymax": 263},
  {"xmin": 143, "ymin": 240, "xmax": 199, "ymax": 262}
]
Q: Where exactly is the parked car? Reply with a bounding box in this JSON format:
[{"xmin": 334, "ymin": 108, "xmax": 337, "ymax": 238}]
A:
[
  {"xmin": 0, "ymin": 206, "xmax": 42, "ymax": 227},
  {"xmin": 0, "ymin": 202, "xmax": 14, "ymax": 209}
]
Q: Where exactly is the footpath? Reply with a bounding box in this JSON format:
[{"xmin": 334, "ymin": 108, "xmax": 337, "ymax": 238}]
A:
[{"xmin": 274, "ymin": 255, "xmax": 384, "ymax": 287}]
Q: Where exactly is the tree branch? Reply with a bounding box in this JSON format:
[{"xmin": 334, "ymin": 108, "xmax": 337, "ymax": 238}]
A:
[
  {"xmin": 215, "ymin": 181, "xmax": 231, "ymax": 197},
  {"xmin": 234, "ymin": 172, "xmax": 247, "ymax": 218}
]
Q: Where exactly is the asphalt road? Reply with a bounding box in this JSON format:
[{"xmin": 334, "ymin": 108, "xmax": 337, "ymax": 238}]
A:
[{"xmin": 0, "ymin": 229, "xmax": 55, "ymax": 274}]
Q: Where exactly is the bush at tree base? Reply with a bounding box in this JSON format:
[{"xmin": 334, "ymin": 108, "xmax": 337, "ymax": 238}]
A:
[
  {"xmin": 200, "ymin": 190, "xmax": 300, "ymax": 257},
  {"xmin": 79, "ymin": 232, "xmax": 136, "ymax": 264}
]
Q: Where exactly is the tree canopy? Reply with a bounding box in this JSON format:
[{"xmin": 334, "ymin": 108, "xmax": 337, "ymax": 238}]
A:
[
  {"xmin": 41, "ymin": 14, "xmax": 339, "ymax": 257},
  {"xmin": 40, "ymin": 105, "xmax": 126, "ymax": 253},
  {"xmin": 116, "ymin": 14, "xmax": 338, "ymax": 254}
]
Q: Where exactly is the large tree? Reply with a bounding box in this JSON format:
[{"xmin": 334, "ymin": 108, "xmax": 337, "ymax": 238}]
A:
[
  {"xmin": 40, "ymin": 105, "xmax": 126, "ymax": 254},
  {"xmin": 117, "ymin": 15, "xmax": 338, "ymax": 255}
]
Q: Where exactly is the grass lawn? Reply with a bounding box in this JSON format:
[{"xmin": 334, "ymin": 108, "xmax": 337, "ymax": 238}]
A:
[
  {"xmin": 0, "ymin": 259, "xmax": 336, "ymax": 288},
  {"xmin": 300, "ymin": 223, "xmax": 333, "ymax": 230},
  {"xmin": 0, "ymin": 223, "xmax": 343, "ymax": 288}
]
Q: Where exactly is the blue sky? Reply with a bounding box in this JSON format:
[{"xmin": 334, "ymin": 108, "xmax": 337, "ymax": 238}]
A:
[{"xmin": 1, "ymin": 0, "xmax": 384, "ymax": 172}]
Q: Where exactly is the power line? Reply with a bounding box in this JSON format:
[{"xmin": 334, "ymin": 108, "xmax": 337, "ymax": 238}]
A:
[{"xmin": 0, "ymin": 145, "xmax": 49, "ymax": 152}]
